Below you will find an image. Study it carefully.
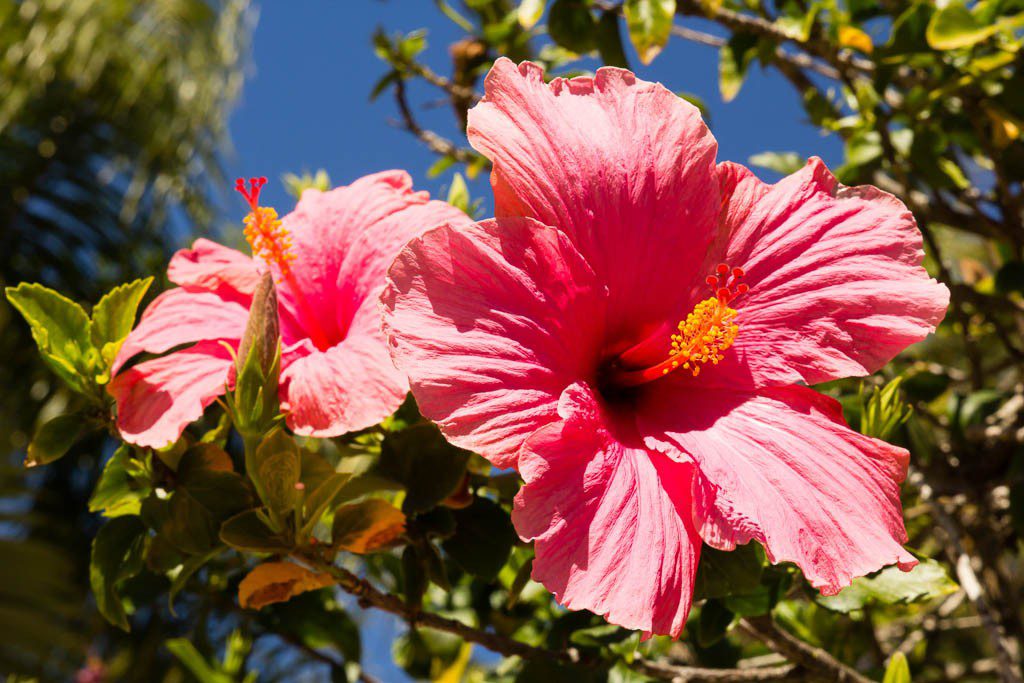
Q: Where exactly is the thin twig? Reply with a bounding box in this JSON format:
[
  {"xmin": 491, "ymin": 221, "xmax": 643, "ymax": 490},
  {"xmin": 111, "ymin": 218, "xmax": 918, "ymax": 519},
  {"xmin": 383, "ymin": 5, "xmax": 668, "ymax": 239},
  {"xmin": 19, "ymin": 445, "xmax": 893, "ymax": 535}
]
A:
[
  {"xmin": 738, "ymin": 617, "xmax": 872, "ymax": 683},
  {"xmin": 392, "ymin": 77, "xmax": 481, "ymax": 165},
  {"xmin": 909, "ymin": 467, "xmax": 1023, "ymax": 683},
  {"xmin": 301, "ymin": 553, "xmax": 808, "ymax": 682},
  {"xmin": 670, "ymin": 25, "xmax": 841, "ymax": 81},
  {"xmin": 674, "ymin": 0, "xmax": 875, "ymax": 77}
]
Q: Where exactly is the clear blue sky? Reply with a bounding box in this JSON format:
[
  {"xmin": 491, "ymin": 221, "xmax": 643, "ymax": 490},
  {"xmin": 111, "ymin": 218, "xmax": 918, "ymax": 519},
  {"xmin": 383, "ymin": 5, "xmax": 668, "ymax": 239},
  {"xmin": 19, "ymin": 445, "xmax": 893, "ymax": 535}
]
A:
[{"xmin": 225, "ymin": 2, "xmax": 842, "ymax": 679}]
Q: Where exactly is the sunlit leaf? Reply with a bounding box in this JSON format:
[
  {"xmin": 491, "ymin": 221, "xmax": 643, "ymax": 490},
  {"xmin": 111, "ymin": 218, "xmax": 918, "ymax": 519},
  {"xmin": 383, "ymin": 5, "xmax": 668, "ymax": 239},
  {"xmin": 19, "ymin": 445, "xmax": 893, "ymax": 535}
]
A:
[
  {"xmin": 238, "ymin": 561, "xmax": 334, "ymax": 610},
  {"xmin": 623, "ymin": 0, "xmax": 676, "ymax": 65},
  {"xmin": 332, "ymin": 499, "xmax": 406, "ymax": 554}
]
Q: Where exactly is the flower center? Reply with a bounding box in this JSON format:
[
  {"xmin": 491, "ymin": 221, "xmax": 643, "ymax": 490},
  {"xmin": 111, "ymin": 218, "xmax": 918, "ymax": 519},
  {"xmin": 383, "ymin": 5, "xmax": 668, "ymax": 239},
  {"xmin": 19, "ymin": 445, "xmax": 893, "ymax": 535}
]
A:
[
  {"xmin": 607, "ymin": 264, "xmax": 748, "ymax": 388},
  {"xmin": 235, "ymin": 177, "xmax": 331, "ymax": 351}
]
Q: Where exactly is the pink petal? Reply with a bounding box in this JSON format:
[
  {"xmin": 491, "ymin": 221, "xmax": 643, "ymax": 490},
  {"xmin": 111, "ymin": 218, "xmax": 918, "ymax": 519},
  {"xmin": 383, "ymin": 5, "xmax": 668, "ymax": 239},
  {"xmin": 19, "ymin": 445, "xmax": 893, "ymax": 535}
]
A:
[
  {"xmin": 468, "ymin": 59, "xmax": 719, "ymax": 339},
  {"xmin": 112, "ymin": 289, "xmax": 247, "ymax": 375},
  {"xmin": 710, "ymin": 158, "xmax": 949, "ymax": 387},
  {"xmin": 382, "ymin": 217, "xmax": 606, "ymax": 469},
  {"xmin": 279, "ymin": 311, "xmax": 408, "ymax": 438},
  {"xmin": 109, "ymin": 341, "xmax": 233, "ymax": 448},
  {"xmin": 167, "ymin": 238, "xmax": 262, "ymax": 302},
  {"xmin": 280, "ymin": 171, "xmax": 468, "ymax": 345},
  {"xmin": 640, "ymin": 383, "xmax": 917, "ymax": 594},
  {"xmin": 513, "ymin": 383, "xmax": 700, "ymax": 637}
]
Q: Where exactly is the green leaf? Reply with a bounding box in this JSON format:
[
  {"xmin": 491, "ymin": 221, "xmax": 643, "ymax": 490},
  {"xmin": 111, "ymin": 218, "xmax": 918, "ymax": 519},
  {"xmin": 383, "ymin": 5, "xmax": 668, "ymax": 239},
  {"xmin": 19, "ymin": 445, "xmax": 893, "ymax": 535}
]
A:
[
  {"xmin": 89, "ymin": 277, "xmax": 152, "ymax": 375},
  {"xmin": 697, "ymin": 600, "xmax": 735, "ymax": 647},
  {"xmin": 5, "ymin": 282, "xmax": 92, "ymax": 392},
  {"xmin": 719, "ymin": 33, "xmax": 758, "ymax": 102},
  {"xmin": 596, "ymin": 10, "xmax": 630, "ymax": 68},
  {"xmin": 168, "ymin": 549, "xmax": 221, "ymax": 616},
  {"xmin": 90, "ymin": 516, "xmax": 146, "ymax": 631},
  {"xmin": 749, "ymin": 151, "xmax": 806, "ymax": 176},
  {"xmin": 220, "ymin": 509, "xmax": 293, "ymax": 553},
  {"xmin": 883, "ymin": 652, "xmax": 912, "ymax": 683},
  {"xmin": 26, "ymin": 413, "xmax": 88, "ymax": 467},
  {"xmin": 694, "ymin": 543, "xmax": 765, "ymax": 600},
  {"xmin": 518, "ymin": 0, "xmax": 546, "ymax": 29},
  {"xmin": 816, "ymin": 559, "xmax": 958, "ymax": 613},
  {"xmin": 249, "ymin": 430, "xmax": 302, "ymax": 519},
  {"xmin": 377, "ymin": 423, "xmax": 470, "ymax": 514},
  {"xmin": 446, "ymin": 172, "xmax": 471, "ymax": 215},
  {"xmin": 166, "ymin": 638, "xmax": 234, "ymax": 683},
  {"xmin": 299, "ymin": 471, "xmax": 352, "ymax": 539},
  {"xmin": 548, "ymin": 0, "xmax": 598, "ymax": 54},
  {"xmin": 442, "ymin": 497, "xmax": 516, "ymax": 580},
  {"xmin": 926, "ymin": 2, "xmax": 1024, "ymax": 50},
  {"xmin": 623, "ymin": 0, "xmax": 675, "ymax": 64},
  {"xmin": 90, "ymin": 446, "xmax": 150, "ymax": 517}
]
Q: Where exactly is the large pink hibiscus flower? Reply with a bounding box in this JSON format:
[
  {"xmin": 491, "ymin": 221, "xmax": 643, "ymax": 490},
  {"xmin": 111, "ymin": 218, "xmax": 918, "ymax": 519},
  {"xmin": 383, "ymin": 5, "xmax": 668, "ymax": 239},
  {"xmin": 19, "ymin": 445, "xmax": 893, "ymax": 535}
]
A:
[
  {"xmin": 382, "ymin": 60, "xmax": 950, "ymax": 637},
  {"xmin": 110, "ymin": 171, "xmax": 468, "ymax": 448}
]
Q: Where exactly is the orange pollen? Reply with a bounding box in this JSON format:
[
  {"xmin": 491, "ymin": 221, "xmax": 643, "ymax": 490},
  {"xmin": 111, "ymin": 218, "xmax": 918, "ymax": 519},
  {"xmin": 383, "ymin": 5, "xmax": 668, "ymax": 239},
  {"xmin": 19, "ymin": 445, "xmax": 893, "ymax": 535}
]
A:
[
  {"xmin": 609, "ymin": 264, "xmax": 748, "ymax": 388},
  {"xmin": 236, "ymin": 177, "xmax": 296, "ymax": 276},
  {"xmin": 235, "ymin": 176, "xmax": 332, "ymax": 351}
]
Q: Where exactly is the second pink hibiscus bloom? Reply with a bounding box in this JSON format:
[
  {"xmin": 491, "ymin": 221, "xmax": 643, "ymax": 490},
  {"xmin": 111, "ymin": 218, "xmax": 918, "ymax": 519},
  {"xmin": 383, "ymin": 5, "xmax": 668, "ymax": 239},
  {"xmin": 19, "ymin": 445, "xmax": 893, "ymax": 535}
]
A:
[
  {"xmin": 110, "ymin": 171, "xmax": 469, "ymax": 448},
  {"xmin": 383, "ymin": 59, "xmax": 950, "ymax": 637}
]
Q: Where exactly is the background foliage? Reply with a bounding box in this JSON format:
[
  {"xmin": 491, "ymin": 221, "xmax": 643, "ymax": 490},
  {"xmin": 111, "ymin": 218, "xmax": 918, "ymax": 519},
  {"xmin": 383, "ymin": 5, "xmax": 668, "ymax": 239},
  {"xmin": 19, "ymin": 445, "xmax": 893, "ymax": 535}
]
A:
[{"xmin": 3, "ymin": 0, "xmax": 1024, "ymax": 682}]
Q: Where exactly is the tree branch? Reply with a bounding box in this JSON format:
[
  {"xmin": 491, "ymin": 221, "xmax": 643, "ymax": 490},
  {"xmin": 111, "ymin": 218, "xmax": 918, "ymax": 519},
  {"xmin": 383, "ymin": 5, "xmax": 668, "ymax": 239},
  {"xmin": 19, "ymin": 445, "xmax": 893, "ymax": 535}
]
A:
[
  {"xmin": 392, "ymin": 77, "xmax": 481, "ymax": 165},
  {"xmin": 738, "ymin": 617, "xmax": 872, "ymax": 683},
  {"xmin": 302, "ymin": 553, "xmax": 811, "ymax": 682}
]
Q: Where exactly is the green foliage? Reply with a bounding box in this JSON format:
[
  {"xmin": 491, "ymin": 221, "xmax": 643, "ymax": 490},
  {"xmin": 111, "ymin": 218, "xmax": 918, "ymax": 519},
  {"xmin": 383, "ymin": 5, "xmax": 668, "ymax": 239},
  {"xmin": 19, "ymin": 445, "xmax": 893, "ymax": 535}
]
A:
[
  {"xmin": 623, "ymin": 0, "xmax": 676, "ymax": 65},
  {"xmin": 816, "ymin": 559, "xmax": 958, "ymax": 613},
  {"xmin": 90, "ymin": 516, "xmax": 146, "ymax": 631},
  {"xmin": 884, "ymin": 652, "xmax": 912, "ymax": 683}
]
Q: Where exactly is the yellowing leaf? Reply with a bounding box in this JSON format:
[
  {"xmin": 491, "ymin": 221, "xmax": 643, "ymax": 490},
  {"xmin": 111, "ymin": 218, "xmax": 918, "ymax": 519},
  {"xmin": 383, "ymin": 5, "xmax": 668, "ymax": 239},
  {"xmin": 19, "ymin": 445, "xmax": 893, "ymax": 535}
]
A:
[
  {"xmin": 238, "ymin": 561, "xmax": 334, "ymax": 610},
  {"xmin": 434, "ymin": 642, "xmax": 472, "ymax": 683},
  {"xmin": 839, "ymin": 25, "xmax": 873, "ymax": 54},
  {"xmin": 517, "ymin": 0, "xmax": 545, "ymax": 29},
  {"xmin": 986, "ymin": 105, "xmax": 1022, "ymax": 149},
  {"xmin": 333, "ymin": 499, "xmax": 406, "ymax": 554},
  {"xmin": 624, "ymin": 0, "xmax": 676, "ymax": 65}
]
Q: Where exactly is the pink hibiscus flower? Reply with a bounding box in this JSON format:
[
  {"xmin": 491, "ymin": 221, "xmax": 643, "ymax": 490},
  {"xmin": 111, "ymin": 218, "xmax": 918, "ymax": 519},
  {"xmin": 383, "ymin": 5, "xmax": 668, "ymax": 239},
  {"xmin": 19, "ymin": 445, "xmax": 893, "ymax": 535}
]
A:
[
  {"xmin": 110, "ymin": 171, "xmax": 469, "ymax": 448},
  {"xmin": 382, "ymin": 59, "xmax": 950, "ymax": 637}
]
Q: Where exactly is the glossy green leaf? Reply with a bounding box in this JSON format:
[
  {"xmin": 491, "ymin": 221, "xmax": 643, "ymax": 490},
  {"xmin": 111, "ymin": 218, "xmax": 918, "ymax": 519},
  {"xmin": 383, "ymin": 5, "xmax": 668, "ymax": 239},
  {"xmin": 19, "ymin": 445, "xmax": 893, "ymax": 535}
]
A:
[
  {"xmin": 5, "ymin": 282, "xmax": 92, "ymax": 392},
  {"xmin": 719, "ymin": 33, "xmax": 758, "ymax": 102},
  {"xmin": 90, "ymin": 446, "xmax": 150, "ymax": 517},
  {"xmin": 250, "ymin": 429, "xmax": 301, "ymax": 518},
  {"xmin": 89, "ymin": 277, "xmax": 152, "ymax": 374},
  {"xmin": 377, "ymin": 423, "xmax": 469, "ymax": 514},
  {"xmin": 926, "ymin": 3, "xmax": 1024, "ymax": 50},
  {"xmin": 694, "ymin": 543, "xmax": 765, "ymax": 599},
  {"xmin": 90, "ymin": 516, "xmax": 146, "ymax": 631},
  {"xmin": 219, "ymin": 509, "xmax": 293, "ymax": 553},
  {"xmin": 697, "ymin": 600, "xmax": 734, "ymax": 647},
  {"xmin": 624, "ymin": 0, "xmax": 676, "ymax": 65},
  {"xmin": 548, "ymin": 0, "xmax": 597, "ymax": 54},
  {"xmin": 596, "ymin": 10, "xmax": 630, "ymax": 68},
  {"xmin": 816, "ymin": 559, "xmax": 958, "ymax": 613},
  {"xmin": 299, "ymin": 471, "xmax": 352, "ymax": 539},
  {"xmin": 442, "ymin": 497, "xmax": 515, "ymax": 580},
  {"xmin": 26, "ymin": 413, "xmax": 88, "ymax": 467}
]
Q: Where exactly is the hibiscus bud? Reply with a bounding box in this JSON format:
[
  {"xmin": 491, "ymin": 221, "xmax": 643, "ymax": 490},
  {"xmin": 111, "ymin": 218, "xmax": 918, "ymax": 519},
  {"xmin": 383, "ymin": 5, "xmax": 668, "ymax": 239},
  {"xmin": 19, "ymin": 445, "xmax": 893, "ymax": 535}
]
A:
[
  {"xmin": 237, "ymin": 272, "xmax": 280, "ymax": 377},
  {"xmin": 232, "ymin": 272, "xmax": 282, "ymax": 440}
]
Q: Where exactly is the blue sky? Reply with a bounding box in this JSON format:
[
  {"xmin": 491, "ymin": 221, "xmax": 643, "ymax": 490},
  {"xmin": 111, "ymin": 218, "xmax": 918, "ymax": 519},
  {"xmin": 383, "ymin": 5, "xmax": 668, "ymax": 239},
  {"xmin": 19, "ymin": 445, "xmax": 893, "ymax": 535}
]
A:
[
  {"xmin": 225, "ymin": 2, "xmax": 843, "ymax": 679},
  {"xmin": 226, "ymin": 1, "xmax": 842, "ymax": 223}
]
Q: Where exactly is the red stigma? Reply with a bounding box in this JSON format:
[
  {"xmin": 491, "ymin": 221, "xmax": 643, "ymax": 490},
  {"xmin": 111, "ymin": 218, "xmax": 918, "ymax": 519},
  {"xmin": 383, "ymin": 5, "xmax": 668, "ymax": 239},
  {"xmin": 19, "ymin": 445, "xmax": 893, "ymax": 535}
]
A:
[
  {"xmin": 234, "ymin": 176, "xmax": 268, "ymax": 211},
  {"xmin": 710, "ymin": 263, "xmax": 749, "ymax": 304}
]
